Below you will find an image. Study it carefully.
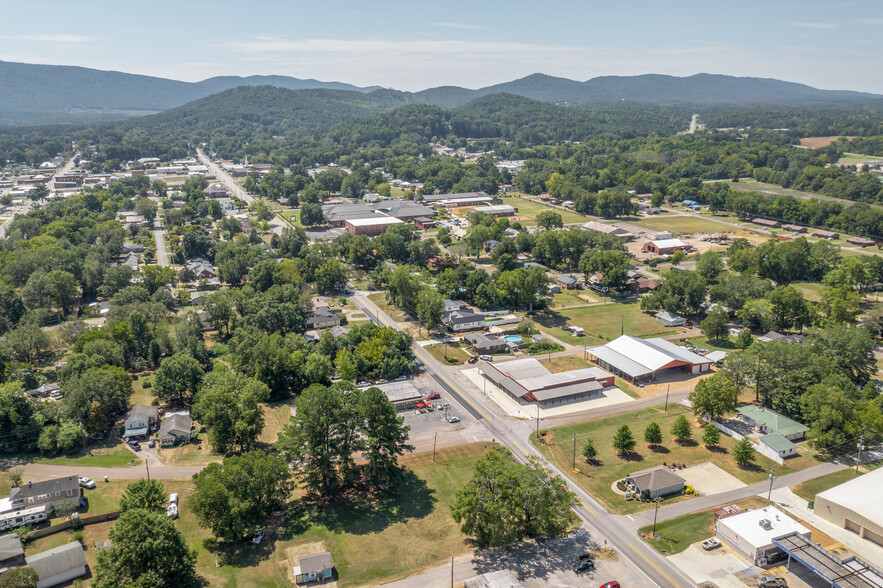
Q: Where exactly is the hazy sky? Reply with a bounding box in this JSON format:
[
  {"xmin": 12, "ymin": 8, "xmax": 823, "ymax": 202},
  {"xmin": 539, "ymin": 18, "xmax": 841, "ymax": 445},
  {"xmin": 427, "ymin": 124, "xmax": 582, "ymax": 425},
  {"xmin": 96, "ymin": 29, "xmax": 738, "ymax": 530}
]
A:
[{"xmin": 2, "ymin": 0, "xmax": 881, "ymax": 93}]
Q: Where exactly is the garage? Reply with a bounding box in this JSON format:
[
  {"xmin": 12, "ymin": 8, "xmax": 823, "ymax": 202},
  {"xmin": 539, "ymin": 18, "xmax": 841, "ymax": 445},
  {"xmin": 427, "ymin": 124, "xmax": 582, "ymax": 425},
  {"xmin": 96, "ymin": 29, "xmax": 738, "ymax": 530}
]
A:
[
  {"xmin": 863, "ymin": 528, "xmax": 883, "ymax": 547},
  {"xmin": 845, "ymin": 518, "xmax": 861, "ymax": 535}
]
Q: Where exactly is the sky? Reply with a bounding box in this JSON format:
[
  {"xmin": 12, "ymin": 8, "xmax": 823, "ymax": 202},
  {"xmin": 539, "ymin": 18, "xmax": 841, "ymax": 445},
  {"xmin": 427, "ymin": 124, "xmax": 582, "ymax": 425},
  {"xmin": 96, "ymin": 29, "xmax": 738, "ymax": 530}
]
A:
[{"xmin": 1, "ymin": 0, "xmax": 882, "ymax": 93}]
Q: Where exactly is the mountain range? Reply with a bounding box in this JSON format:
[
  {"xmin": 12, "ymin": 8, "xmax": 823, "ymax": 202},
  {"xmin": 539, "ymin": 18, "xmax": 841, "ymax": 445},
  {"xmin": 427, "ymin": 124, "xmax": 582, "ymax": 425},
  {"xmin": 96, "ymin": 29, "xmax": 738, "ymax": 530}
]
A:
[{"xmin": 1, "ymin": 60, "xmax": 880, "ymax": 126}]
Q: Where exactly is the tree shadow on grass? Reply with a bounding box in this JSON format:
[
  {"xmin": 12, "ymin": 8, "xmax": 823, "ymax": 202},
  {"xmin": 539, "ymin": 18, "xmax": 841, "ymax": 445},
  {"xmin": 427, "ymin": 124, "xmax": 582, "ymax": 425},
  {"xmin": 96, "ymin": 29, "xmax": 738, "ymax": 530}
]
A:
[
  {"xmin": 209, "ymin": 505, "xmax": 309, "ymax": 569},
  {"xmin": 470, "ymin": 528, "xmax": 594, "ymax": 583},
  {"xmin": 534, "ymin": 310, "xmax": 568, "ymax": 331},
  {"xmin": 739, "ymin": 462, "xmax": 764, "ymax": 474},
  {"xmin": 674, "ymin": 439, "xmax": 698, "ymax": 448},
  {"xmin": 299, "ymin": 469, "xmax": 436, "ymax": 536},
  {"xmin": 618, "ymin": 451, "xmax": 644, "ymax": 463},
  {"xmin": 705, "ymin": 444, "xmax": 728, "ymax": 454},
  {"xmin": 649, "ymin": 445, "xmax": 670, "ymax": 454}
]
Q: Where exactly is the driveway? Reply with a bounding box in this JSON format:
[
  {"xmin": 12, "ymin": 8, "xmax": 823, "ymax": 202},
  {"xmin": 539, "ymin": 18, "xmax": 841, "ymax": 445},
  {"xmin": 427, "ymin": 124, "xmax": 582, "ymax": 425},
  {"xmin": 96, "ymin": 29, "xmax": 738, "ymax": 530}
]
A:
[{"xmin": 679, "ymin": 462, "xmax": 747, "ymax": 496}]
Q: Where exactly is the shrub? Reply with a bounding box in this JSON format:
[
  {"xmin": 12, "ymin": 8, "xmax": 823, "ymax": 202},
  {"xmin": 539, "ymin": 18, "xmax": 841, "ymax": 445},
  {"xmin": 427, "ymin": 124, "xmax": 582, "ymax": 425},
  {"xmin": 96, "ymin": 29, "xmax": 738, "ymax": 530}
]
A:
[
  {"xmin": 72, "ymin": 530, "xmax": 85, "ymax": 544},
  {"xmin": 528, "ymin": 341, "xmax": 564, "ymax": 355}
]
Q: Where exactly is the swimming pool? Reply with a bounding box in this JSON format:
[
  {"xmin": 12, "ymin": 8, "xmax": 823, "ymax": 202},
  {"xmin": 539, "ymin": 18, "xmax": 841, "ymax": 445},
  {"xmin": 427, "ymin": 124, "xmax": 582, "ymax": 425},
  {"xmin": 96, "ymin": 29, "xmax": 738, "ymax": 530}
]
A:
[{"xmin": 504, "ymin": 335, "xmax": 523, "ymax": 343}]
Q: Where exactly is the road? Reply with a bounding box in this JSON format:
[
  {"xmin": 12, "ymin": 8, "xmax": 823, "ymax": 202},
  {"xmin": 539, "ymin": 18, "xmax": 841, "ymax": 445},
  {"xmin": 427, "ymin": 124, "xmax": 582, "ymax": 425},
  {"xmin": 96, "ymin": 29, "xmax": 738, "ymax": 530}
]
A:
[
  {"xmin": 195, "ymin": 148, "xmax": 289, "ymax": 236},
  {"xmin": 688, "ymin": 113, "xmax": 699, "ymax": 134},
  {"xmin": 153, "ymin": 222, "xmax": 170, "ymax": 266},
  {"xmin": 21, "ymin": 461, "xmax": 202, "ymax": 482},
  {"xmin": 351, "ymin": 291, "xmax": 693, "ymax": 588}
]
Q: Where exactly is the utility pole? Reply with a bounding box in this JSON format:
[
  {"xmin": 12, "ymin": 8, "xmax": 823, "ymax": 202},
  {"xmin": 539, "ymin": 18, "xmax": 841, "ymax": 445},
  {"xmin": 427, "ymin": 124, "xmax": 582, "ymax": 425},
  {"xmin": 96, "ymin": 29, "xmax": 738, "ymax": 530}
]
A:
[
  {"xmin": 856, "ymin": 435, "xmax": 865, "ymax": 472},
  {"xmin": 536, "ymin": 402, "xmax": 540, "ymax": 439},
  {"xmin": 664, "ymin": 384, "xmax": 670, "ymax": 413},
  {"xmin": 433, "ymin": 432, "xmax": 438, "ymax": 463},
  {"xmin": 652, "ymin": 497, "xmax": 661, "ymax": 535},
  {"xmin": 450, "ymin": 555, "xmax": 454, "ymax": 588},
  {"xmin": 584, "ymin": 334, "xmax": 588, "ymax": 360},
  {"xmin": 572, "ymin": 433, "xmax": 576, "ymax": 470},
  {"xmin": 767, "ymin": 466, "xmax": 775, "ymax": 501},
  {"xmin": 145, "ymin": 458, "xmax": 150, "ymax": 481}
]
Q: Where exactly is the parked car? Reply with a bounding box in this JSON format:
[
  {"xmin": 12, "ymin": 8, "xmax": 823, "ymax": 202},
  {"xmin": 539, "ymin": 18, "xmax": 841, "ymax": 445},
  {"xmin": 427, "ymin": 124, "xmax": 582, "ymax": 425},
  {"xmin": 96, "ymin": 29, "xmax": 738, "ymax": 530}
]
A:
[
  {"xmin": 425, "ymin": 392, "xmax": 441, "ymax": 400},
  {"xmin": 167, "ymin": 504, "xmax": 178, "ymax": 519},
  {"xmin": 127, "ymin": 440, "xmax": 141, "ymax": 451},
  {"xmin": 574, "ymin": 559, "xmax": 595, "ymax": 573},
  {"xmin": 467, "ymin": 356, "xmax": 479, "ymax": 364},
  {"xmin": 479, "ymin": 355, "xmax": 493, "ymax": 361},
  {"xmin": 394, "ymin": 375, "xmax": 407, "ymax": 381},
  {"xmin": 600, "ymin": 583, "xmax": 620, "ymax": 588},
  {"xmin": 78, "ymin": 477, "xmax": 96, "ymax": 489},
  {"xmin": 701, "ymin": 538, "xmax": 721, "ymax": 550},
  {"xmin": 357, "ymin": 381, "xmax": 371, "ymax": 388},
  {"xmin": 448, "ymin": 416, "xmax": 460, "ymax": 423},
  {"xmin": 251, "ymin": 529, "xmax": 265, "ymax": 544},
  {"xmin": 148, "ymin": 439, "xmax": 156, "ymax": 448},
  {"xmin": 169, "ymin": 493, "xmax": 178, "ymax": 506},
  {"xmin": 755, "ymin": 577, "xmax": 787, "ymax": 587}
]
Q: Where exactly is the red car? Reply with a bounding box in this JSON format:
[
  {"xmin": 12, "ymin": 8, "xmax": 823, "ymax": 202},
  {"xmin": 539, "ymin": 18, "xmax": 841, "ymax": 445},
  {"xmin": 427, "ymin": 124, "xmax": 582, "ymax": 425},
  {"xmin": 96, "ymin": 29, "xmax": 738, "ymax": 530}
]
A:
[
  {"xmin": 426, "ymin": 392, "xmax": 441, "ymax": 400},
  {"xmin": 600, "ymin": 583, "xmax": 620, "ymax": 588}
]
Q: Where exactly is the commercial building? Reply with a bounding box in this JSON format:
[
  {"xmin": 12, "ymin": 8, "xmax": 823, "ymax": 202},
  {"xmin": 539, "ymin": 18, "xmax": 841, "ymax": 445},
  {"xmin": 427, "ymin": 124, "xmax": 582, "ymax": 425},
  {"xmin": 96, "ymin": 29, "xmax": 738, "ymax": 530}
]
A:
[
  {"xmin": 581, "ymin": 221, "xmax": 635, "ymax": 239},
  {"xmin": 847, "ymin": 237, "xmax": 876, "ymax": 247},
  {"xmin": 373, "ymin": 381, "xmax": 425, "ymax": 410},
  {"xmin": 479, "ymin": 358, "xmax": 614, "ymax": 408},
  {"xmin": 753, "ymin": 218, "xmax": 781, "ymax": 228},
  {"xmin": 815, "ymin": 467, "xmax": 883, "ymax": 547},
  {"xmin": 773, "ymin": 533, "xmax": 883, "ymax": 588},
  {"xmin": 626, "ymin": 466, "xmax": 685, "ymax": 499},
  {"xmin": 422, "ymin": 191, "xmax": 495, "ymax": 205},
  {"xmin": 812, "ymin": 229, "xmax": 839, "ymax": 240},
  {"xmin": 588, "ymin": 335, "xmax": 711, "ymax": 383},
  {"xmin": 736, "ymin": 405, "xmax": 807, "ymax": 441},
  {"xmin": 642, "ymin": 238, "xmax": 692, "ymax": 255},
  {"xmin": 715, "ymin": 506, "xmax": 810, "ymax": 564},
  {"xmin": 344, "ymin": 216, "xmax": 404, "ymax": 236},
  {"xmin": 472, "ymin": 205, "xmax": 517, "ymax": 217},
  {"xmin": 782, "ymin": 224, "xmax": 807, "ymax": 233}
]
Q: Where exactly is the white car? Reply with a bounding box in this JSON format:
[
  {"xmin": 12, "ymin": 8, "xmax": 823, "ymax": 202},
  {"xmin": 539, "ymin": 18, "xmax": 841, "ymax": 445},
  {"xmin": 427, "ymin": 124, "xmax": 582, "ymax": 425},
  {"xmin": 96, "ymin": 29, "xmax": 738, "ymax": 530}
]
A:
[
  {"xmin": 169, "ymin": 493, "xmax": 178, "ymax": 506},
  {"xmin": 448, "ymin": 416, "xmax": 461, "ymax": 423},
  {"xmin": 167, "ymin": 503, "xmax": 178, "ymax": 519},
  {"xmin": 251, "ymin": 528, "xmax": 265, "ymax": 544},
  {"xmin": 394, "ymin": 375, "xmax": 407, "ymax": 381},
  {"xmin": 78, "ymin": 477, "xmax": 96, "ymax": 489}
]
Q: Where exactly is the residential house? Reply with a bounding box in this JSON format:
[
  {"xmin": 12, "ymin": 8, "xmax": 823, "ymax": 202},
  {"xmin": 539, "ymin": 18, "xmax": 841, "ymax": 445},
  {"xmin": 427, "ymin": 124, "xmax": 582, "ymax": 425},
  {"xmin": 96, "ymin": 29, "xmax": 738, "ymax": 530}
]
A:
[
  {"xmin": 442, "ymin": 309, "xmax": 485, "ymax": 333},
  {"xmin": 464, "ymin": 333, "xmax": 507, "ymax": 354},
  {"xmin": 626, "ymin": 466, "xmax": 686, "ymax": 499},
  {"xmin": 329, "ymin": 325, "xmax": 350, "ymax": 338},
  {"xmin": 847, "ymin": 237, "xmax": 876, "ymax": 247},
  {"xmin": 25, "ymin": 383, "xmax": 60, "ymax": 399},
  {"xmin": 782, "ymin": 224, "xmax": 806, "ymax": 233},
  {"xmin": 760, "ymin": 433, "xmax": 797, "ymax": 458},
  {"xmin": 752, "ymin": 218, "xmax": 780, "ymax": 228},
  {"xmin": 186, "ymin": 258, "xmax": 215, "ymax": 279},
  {"xmin": 1, "ymin": 477, "xmax": 82, "ymax": 514},
  {"xmin": 123, "ymin": 405, "xmax": 158, "ymax": 440},
  {"xmin": 0, "ymin": 533, "xmax": 25, "ymax": 569},
  {"xmin": 158, "ymin": 412, "xmax": 192, "ymax": 447},
  {"xmin": 655, "ymin": 311, "xmax": 687, "ymax": 327},
  {"xmin": 305, "ymin": 309, "xmax": 341, "ymax": 330},
  {"xmin": 757, "ymin": 331, "xmax": 805, "ymax": 344},
  {"xmin": 555, "ymin": 275, "xmax": 581, "ymax": 290},
  {"xmin": 122, "ymin": 253, "xmax": 139, "ymax": 270},
  {"xmin": 631, "ymin": 277, "xmax": 658, "ymax": 293},
  {"xmin": 25, "ymin": 541, "xmax": 88, "ymax": 588},
  {"xmin": 737, "ymin": 405, "xmax": 807, "ymax": 441},
  {"xmin": 812, "ymin": 229, "xmax": 839, "ymax": 240},
  {"xmin": 203, "ymin": 183, "xmax": 227, "ymax": 198},
  {"xmin": 121, "ymin": 242, "xmax": 145, "ymax": 254},
  {"xmin": 295, "ymin": 552, "xmax": 334, "ymax": 584}
]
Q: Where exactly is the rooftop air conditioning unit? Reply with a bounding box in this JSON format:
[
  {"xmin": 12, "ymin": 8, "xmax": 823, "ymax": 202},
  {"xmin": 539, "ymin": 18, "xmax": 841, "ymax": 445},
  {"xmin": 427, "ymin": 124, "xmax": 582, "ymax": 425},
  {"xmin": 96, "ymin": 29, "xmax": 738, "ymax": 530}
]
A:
[{"xmin": 759, "ymin": 519, "xmax": 771, "ymax": 528}]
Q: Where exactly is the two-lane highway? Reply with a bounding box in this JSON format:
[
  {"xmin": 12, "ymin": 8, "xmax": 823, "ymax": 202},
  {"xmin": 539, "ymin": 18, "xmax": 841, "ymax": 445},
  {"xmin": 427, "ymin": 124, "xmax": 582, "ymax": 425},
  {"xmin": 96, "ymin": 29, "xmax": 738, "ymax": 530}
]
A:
[{"xmin": 351, "ymin": 290, "xmax": 693, "ymax": 588}]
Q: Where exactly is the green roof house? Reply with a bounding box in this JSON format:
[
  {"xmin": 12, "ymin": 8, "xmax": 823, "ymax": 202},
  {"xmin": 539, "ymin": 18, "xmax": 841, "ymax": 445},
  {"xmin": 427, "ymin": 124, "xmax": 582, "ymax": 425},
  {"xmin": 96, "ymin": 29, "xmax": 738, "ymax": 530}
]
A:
[
  {"xmin": 760, "ymin": 433, "xmax": 797, "ymax": 458},
  {"xmin": 737, "ymin": 405, "xmax": 807, "ymax": 441}
]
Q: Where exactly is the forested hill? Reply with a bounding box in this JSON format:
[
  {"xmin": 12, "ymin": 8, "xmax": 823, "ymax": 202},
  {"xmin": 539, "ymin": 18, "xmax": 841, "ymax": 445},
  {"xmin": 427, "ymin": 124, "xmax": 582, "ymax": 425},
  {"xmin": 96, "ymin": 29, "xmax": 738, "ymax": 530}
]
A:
[
  {"xmin": 0, "ymin": 60, "xmax": 381, "ymax": 126},
  {"xmin": 417, "ymin": 72, "xmax": 882, "ymax": 108}
]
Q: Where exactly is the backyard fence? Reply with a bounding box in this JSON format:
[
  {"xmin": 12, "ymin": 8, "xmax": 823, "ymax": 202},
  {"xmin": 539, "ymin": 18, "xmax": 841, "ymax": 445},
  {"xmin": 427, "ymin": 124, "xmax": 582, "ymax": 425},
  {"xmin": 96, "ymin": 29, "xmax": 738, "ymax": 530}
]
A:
[
  {"xmin": 28, "ymin": 511, "xmax": 120, "ymax": 540},
  {"xmin": 702, "ymin": 417, "xmax": 784, "ymax": 465}
]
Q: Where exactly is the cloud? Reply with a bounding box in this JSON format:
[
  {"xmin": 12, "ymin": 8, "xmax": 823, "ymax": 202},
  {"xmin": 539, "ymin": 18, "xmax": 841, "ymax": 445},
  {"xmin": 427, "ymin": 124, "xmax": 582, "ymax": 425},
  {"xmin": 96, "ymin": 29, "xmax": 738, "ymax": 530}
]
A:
[
  {"xmin": 786, "ymin": 22, "xmax": 839, "ymax": 29},
  {"xmin": 6, "ymin": 34, "xmax": 98, "ymax": 43},
  {"xmin": 430, "ymin": 22, "xmax": 487, "ymax": 30}
]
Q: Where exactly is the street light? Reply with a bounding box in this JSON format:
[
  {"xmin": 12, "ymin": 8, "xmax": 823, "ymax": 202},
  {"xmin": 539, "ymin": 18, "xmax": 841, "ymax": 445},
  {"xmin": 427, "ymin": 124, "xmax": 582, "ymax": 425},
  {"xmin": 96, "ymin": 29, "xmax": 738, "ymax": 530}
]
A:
[
  {"xmin": 652, "ymin": 497, "xmax": 662, "ymax": 536},
  {"xmin": 767, "ymin": 466, "xmax": 776, "ymax": 501},
  {"xmin": 572, "ymin": 433, "xmax": 576, "ymax": 470}
]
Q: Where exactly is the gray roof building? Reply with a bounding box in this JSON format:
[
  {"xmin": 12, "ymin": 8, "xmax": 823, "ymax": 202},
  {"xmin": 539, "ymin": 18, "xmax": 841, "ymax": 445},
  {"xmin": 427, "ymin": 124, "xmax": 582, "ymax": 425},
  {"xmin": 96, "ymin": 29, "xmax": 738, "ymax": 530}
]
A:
[
  {"xmin": 422, "ymin": 191, "xmax": 489, "ymax": 203},
  {"xmin": 25, "ymin": 541, "xmax": 87, "ymax": 588},
  {"xmin": 158, "ymin": 413, "xmax": 192, "ymax": 446},
  {"xmin": 0, "ymin": 533, "xmax": 24, "ymax": 568},
  {"xmin": 626, "ymin": 466, "xmax": 686, "ymax": 498},
  {"xmin": 464, "ymin": 333, "xmax": 507, "ymax": 354},
  {"xmin": 4, "ymin": 476, "xmax": 81, "ymax": 513}
]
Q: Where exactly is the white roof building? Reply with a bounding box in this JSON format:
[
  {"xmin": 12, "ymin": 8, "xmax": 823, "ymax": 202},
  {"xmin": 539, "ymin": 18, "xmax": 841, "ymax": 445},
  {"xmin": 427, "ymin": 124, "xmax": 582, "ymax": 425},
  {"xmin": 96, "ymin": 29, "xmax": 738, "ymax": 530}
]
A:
[
  {"xmin": 716, "ymin": 506, "xmax": 810, "ymax": 563},
  {"xmin": 589, "ymin": 335, "xmax": 711, "ymax": 381},
  {"xmin": 815, "ymin": 467, "xmax": 883, "ymax": 547}
]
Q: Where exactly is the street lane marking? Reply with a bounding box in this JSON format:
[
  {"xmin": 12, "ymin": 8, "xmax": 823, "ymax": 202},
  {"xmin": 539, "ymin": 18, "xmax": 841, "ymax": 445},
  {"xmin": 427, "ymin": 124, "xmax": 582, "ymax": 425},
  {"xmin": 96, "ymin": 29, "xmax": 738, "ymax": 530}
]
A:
[
  {"xmin": 577, "ymin": 498, "xmax": 597, "ymax": 516},
  {"xmin": 630, "ymin": 544, "xmax": 680, "ymax": 588},
  {"xmin": 512, "ymin": 440, "xmax": 528, "ymax": 456}
]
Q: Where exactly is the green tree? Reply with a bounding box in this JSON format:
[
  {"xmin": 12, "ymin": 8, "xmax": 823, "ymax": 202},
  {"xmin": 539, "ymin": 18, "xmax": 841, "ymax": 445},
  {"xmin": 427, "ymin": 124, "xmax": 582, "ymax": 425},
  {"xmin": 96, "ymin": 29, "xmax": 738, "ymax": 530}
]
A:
[
  {"xmin": 582, "ymin": 438, "xmax": 597, "ymax": 461},
  {"xmin": 696, "ymin": 252, "xmax": 725, "ymax": 281},
  {"xmin": 806, "ymin": 324, "xmax": 876, "ymax": 383},
  {"xmin": 94, "ymin": 509, "xmax": 197, "ymax": 588},
  {"xmin": 193, "ymin": 367, "xmax": 271, "ymax": 453},
  {"xmin": 732, "ymin": 437, "xmax": 756, "ymax": 467},
  {"xmin": 300, "ymin": 203, "xmax": 324, "ymax": 226},
  {"xmin": 141, "ymin": 265, "xmax": 177, "ymax": 296},
  {"xmin": 357, "ymin": 387, "xmax": 413, "ymax": 486},
  {"xmin": 191, "ymin": 450, "xmax": 292, "ymax": 541},
  {"xmin": 612, "ymin": 424, "xmax": 636, "ymax": 455},
  {"xmin": 700, "ymin": 307, "xmax": 729, "ymax": 342},
  {"xmin": 0, "ymin": 566, "xmax": 38, "ymax": 588},
  {"xmin": 535, "ymin": 211, "xmax": 563, "ymax": 230},
  {"xmin": 688, "ymin": 374, "xmax": 738, "ymax": 421},
  {"xmin": 314, "ymin": 259, "xmax": 347, "ymax": 294},
  {"xmin": 736, "ymin": 329, "xmax": 753, "ymax": 349},
  {"xmin": 153, "ymin": 353, "xmax": 205, "ymax": 405},
  {"xmin": 417, "ymin": 289, "xmax": 443, "ymax": 332},
  {"xmin": 0, "ymin": 383, "xmax": 42, "ymax": 452},
  {"xmin": 644, "ymin": 422, "xmax": 663, "ymax": 445},
  {"xmin": 62, "ymin": 366, "xmax": 132, "ymax": 431},
  {"xmin": 702, "ymin": 423, "xmax": 721, "ymax": 447},
  {"xmin": 669, "ymin": 250, "xmax": 687, "ymax": 266},
  {"xmin": 119, "ymin": 479, "xmax": 168, "ymax": 514},
  {"xmin": 670, "ymin": 414, "xmax": 693, "ymax": 443},
  {"xmin": 303, "ymin": 353, "xmax": 333, "ymax": 385},
  {"xmin": 765, "ymin": 285, "xmax": 810, "ymax": 331}
]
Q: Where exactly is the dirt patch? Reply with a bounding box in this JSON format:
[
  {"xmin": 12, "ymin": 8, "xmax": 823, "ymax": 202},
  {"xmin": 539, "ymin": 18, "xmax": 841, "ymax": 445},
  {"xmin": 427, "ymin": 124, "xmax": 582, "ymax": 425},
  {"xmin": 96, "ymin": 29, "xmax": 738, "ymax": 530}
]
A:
[{"xmin": 799, "ymin": 136, "xmax": 856, "ymax": 149}]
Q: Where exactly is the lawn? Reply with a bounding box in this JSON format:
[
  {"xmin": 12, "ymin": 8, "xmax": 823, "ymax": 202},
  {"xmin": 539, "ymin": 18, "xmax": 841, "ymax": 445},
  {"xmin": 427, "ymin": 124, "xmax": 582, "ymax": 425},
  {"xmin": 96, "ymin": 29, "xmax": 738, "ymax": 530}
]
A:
[
  {"xmin": 424, "ymin": 342, "xmax": 472, "ymax": 365},
  {"xmin": 34, "ymin": 443, "xmax": 493, "ymax": 587},
  {"xmin": 280, "ymin": 209, "xmax": 301, "ymax": 224},
  {"xmin": 367, "ymin": 293, "xmax": 412, "ymax": 324},
  {"xmin": 792, "ymin": 468, "xmax": 861, "ymax": 502},
  {"xmin": 532, "ymin": 405, "xmax": 816, "ymax": 514},
  {"xmin": 130, "ymin": 374, "xmax": 155, "ymax": 406},
  {"xmin": 791, "ymin": 281, "xmax": 825, "ymax": 303},
  {"xmin": 639, "ymin": 496, "xmax": 771, "ymax": 554},
  {"xmin": 157, "ymin": 435, "xmax": 221, "ymax": 467},
  {"xmin": 633, "ymin": 215, "xmax": 732, "ymax": 235},
  {"xmin": 534, "ymin": 302, "xmax": 671, "ymax": 346},
  {"xmin": 550, "ymin": 291, "xmax": 599, "ymax": 309},
  {"xmin": 34, "ymin": 438, "xmax": 141, "ymax": 468},
  {"xmin": 688, "ymin": 336, "xmax": 740, "ymax": 353},
  {"xmin": 500, "ymin": 197, "xmax": 589, "ymax": 224},
  {"xmin": 258, "ymin": 400, "xmax": 295, "ymax": 445}
]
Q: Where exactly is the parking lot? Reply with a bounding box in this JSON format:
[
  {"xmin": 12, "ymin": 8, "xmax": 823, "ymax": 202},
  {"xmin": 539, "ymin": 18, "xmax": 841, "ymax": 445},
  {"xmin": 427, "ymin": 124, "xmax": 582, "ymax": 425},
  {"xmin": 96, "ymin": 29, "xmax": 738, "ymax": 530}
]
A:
[{"xmin": 401, "ymin": 374, "xmax": 490, "ymax": 453}]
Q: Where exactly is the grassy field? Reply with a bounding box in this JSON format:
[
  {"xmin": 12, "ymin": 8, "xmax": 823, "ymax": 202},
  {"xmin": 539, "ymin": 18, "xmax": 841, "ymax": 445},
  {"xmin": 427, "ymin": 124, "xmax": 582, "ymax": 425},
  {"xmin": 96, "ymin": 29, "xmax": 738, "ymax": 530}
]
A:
[
  {"xmin": 533, "ymin": 405, "xmax": 817, "ymax": 514},
  {"xmin": 688, "ymin": 336, "xmax": 739, "ymax": 353},
  {"xmin": 34, "ymin": 438, "xmax": 141, "ymax": 468},
  {"xmin": 639, "ymin": 496, "xmax": 770, "ymax": 554},
  {"xmin": 632, "ymin": 215, "xmax": 732, "ymax": 235},
  {"xmin": 839, "ymin": 152, "xmax": 883, "ymax": 165},
  {"xmin": 130, "ymin": 375, "xmax": 155, "ymax": 406},
  {"xmin": 424, "ymin": 343, "xmax": 472, "ymax": 365},
  {"xmin": 791, "ymin": 281, "xmax": 825, "ymax": 302},
  {"xmin": 500, "ymin": 197, "xmax": 589, "ymax": 224},
  {"xmin": 550, "ymin": 291, "xmax": 599, "ymax": 309},
  {"xmin": 258, "ymin": 401, "xmax": 295, "ymax": 445},
  {"xmin": 367, "ymin": 293, "xmax": 412, "ymax": 324},
  {"xmin": 25, "ymin": 444, "xmax": 492, "ymax": 587},
  {"xmin": 280, "ymin": 210, "xmax": 301, "ymax": 224},
  {"xmin": 792, "ymin": 468, "xmax": 862, "ymax": 502},
  {"xmin": 535, "ymin": 302, "xmax": 672, "ymax": 346}
]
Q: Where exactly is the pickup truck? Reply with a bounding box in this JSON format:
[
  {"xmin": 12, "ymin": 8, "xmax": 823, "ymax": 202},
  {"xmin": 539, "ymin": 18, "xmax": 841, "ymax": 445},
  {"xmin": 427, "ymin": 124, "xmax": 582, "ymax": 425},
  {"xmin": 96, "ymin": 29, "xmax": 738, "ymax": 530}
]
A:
[
  {"xmin": 755, "ymin": 576, "xmax": 787, "ymax": 587},
  {"xmin": 701, "ymin": 538, "xmax": 721, "ymax": 550}
]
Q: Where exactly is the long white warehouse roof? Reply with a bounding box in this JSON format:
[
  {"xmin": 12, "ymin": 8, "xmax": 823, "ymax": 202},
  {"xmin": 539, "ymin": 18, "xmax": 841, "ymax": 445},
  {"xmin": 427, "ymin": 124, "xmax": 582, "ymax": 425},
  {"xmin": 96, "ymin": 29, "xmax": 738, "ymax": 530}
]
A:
[{"xmin": 591, "ymin": 335, "xmax": 709, "ymax": 378}]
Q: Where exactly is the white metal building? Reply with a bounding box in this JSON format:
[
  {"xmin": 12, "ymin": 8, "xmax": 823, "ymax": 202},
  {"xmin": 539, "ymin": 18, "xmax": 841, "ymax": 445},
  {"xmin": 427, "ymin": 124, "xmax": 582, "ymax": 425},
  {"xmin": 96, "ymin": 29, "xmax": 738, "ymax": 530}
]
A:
[
  {"xmin": 588, "ymin": 335, "xmax": 711, "ymax": 383},
  {"xmin": 815, "ymin": 467, "xmax": 883, "ymax": 547},
  {"xmin": 716, "ymin": 506, "xmax": 811, "ymax": 565}
]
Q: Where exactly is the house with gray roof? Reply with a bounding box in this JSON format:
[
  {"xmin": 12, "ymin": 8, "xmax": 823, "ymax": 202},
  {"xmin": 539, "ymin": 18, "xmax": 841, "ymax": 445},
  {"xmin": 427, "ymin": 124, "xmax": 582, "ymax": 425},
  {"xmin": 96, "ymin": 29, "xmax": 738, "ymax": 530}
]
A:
[
  {"xmin": 124, "ymin": 405, "xmax": 158, "ymax": 440},
  {"xmin": 442, "ymin": 309, "xmax": 485, "ymax": 333},
  {"xmin": 0, "ymin": 533, "xmax": 24, "ymax": 569},
  {"xmin": 25, "ymin": 541, "xmax": 87, "ymax": 588},
  {"xmin": 158, "ymin": 412, "xmax": 192, "ymax": 447},
  {"xmin": 295, "ymin": 551, "xmax": 334, "ymax": 584},
  {"xmin": 464, "ymin": 333, "xmax": 507, "ymax": 354},
  {"xmin": 626, "ymin": 466, "xmax": 686, "ymax": 499},
  {"xmin": 305, "ymin": 308, "xmax": 341, "ymax": 330},
  {"xmin": 1, "ymin": 476, "xmax": 82, "ymax": 514}
]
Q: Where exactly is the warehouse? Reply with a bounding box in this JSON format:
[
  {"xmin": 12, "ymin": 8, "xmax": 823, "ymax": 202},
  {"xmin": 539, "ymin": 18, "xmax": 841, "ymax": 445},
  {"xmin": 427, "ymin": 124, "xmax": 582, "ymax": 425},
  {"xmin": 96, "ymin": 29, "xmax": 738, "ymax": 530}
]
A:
[
  {"xmin": 471, "ymin": 204, "xmax": 517, "ymax": 217},
  {"xmin": 479, "ymin": 358, "xmax": 614, "ymax": 408},
  {"xmin": 588, "ymin": 335, "xmax": 711, "ymax": 383},
  {"xmin": 642, "ymin": 238, "xmax": 692, "ymax": 255},
  {"xmin": 715, "ymin": 506, "xmax": 810, "ymax": 565},
  {"xmin": 815, "ymin": 467, "xmax": 883, "ymax": 547},
  {"xmin": 345, "ymin": 216, "xmax": 404, "ymax": 236}
]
